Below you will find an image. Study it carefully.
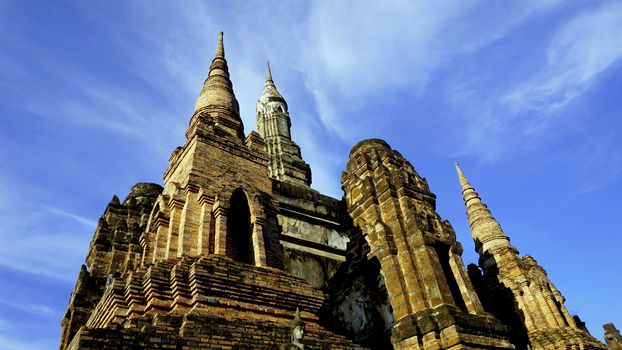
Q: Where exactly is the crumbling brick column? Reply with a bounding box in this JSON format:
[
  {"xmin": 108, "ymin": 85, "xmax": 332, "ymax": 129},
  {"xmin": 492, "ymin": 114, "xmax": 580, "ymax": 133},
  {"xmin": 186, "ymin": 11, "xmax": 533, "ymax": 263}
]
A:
[{"xmin": 342, "ymin": 139, "xmax": 513, "ymax": 349}]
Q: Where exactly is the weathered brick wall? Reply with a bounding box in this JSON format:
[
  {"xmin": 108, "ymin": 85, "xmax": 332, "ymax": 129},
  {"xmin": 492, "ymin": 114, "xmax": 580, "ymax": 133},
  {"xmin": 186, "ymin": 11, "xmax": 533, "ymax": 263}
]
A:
[
  {"xmin": 69, "ymin": 311, "xmax": 365, "ymax": 350},
  {"xmin": 60, "ymin": 183, "xmax": 162, "ymax": 350},
  {"xmin": 67, "ymin": 255, "xmax": 365, "ymax": 350},
  {"xmin": 140, "ymin": 118, "xmax": 284, "ymax": 269}
]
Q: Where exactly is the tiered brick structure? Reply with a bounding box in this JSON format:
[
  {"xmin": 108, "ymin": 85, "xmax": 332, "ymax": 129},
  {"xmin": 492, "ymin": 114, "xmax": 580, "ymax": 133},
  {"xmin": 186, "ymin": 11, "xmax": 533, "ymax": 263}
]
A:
[
  {"xmin": 141, "ymin": 31, "xmax": 282, "ymax": 268},
  {"xmin": 60, "ymin": 32, "xmax": 359, "ymax": 350},
  {"xmin": 59, "ymin": 183, "xmax": 163, "ymax": 349},
  {"xmin": 455, "ymin": 164, "xmax": 606, "ymax": 349},
  {"xmin": 60, "ymin": 32, "xmax": 612, "ymax": 350}
]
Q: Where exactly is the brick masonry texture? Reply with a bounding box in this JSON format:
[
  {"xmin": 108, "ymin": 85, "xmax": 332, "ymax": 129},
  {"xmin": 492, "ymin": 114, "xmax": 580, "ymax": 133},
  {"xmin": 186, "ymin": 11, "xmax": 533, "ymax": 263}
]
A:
[{"xmin": 59, "ymin": 32, "xmax": 610, "ymax": 350}]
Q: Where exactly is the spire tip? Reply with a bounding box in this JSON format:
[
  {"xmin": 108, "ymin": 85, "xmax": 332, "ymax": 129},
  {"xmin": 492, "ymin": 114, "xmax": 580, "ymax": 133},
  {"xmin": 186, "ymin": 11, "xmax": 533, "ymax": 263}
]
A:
[
  {"xmin": 454, "ymin": 162, "xmax": 470, "ymax": 189},
  {"xmin": 454, "ymin": 162, "xmax": 463, "ymax": 175},
  {"xmin": 215, "ymin": 31, "xmax": 224, "ymax": 58},
  {"xmin": 266, "ymin": 61, "xmax": 273, "ymax": 82}
]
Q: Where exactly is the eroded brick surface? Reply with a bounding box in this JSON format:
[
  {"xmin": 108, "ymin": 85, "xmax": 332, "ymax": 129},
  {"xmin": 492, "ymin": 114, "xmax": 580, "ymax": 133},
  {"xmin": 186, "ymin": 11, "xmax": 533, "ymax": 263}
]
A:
[
  {"xmin": 341, "ymin": 139, "xmax": 514, "ymax": 349},
  {"xmin": 60, "ymin": 32, "xmax": 610, "ymax": 350},
  {"xmin": 60, "ymin": 32, "xmax": 361, "ymax": 350}
]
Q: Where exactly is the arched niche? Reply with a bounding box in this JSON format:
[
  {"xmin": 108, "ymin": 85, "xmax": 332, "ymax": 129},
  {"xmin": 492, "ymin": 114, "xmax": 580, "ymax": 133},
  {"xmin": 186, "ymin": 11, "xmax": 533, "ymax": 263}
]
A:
[{"xmin": 226, "ymin": 188, "xmax": 254, "ymax": 264}]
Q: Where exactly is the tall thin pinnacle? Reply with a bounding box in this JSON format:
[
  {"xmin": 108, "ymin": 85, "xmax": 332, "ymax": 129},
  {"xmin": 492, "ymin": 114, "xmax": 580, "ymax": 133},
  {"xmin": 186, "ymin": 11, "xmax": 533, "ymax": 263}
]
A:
[
  {"xmin": 194, "ymin": 31, "xmax": 240, "ymax": 120},
  {"xmin": 455, "ymin": 163, "xmax": 482, "ymax": 208},
  {"xmin": 266, "ymin": 61, "xmax": 273, "ymax": 83},
  {"xmin": 454, "ymin": 163, "xmax": 511, "ymax": 253},
  {"xmin": 208, "ymin": 31, "xmax": 229, "ymax": 78},
  {"xmin": 215, "ymin": 31, "xmax": 224, "ymax": 58},
  {"xmin": 259, "ymin": 61, "xmax": 284, "ymax": 102},
  {"xmin": 455, "ymin": 163, "xmax": 470, "ymax": 190},
  {"xmin": 455, "ymin": 162, "xmax": 479, "ymax": 207}
]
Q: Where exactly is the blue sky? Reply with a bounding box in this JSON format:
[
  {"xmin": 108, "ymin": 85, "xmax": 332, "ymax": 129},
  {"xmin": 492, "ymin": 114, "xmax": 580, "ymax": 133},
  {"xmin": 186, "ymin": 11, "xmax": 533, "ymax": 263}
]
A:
[{"xmin": 1, "ymin": 1, "xmax": 621, "ymax": 348}]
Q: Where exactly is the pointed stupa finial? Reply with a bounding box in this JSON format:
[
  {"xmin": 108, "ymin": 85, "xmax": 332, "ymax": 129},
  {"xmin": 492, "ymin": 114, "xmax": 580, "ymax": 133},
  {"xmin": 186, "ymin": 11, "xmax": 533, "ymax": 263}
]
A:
[
  {"xmin": 454, "ymin": 163, "xmax": 512, "ymax": 254},
  {"xmin": 192, "ymin": 31, "xmax": 243, "ymax": 139},
  {"xmin": 259, "ymin": 60, "xmax": 285, "ymax": 103},
  {"xmin": 266, "ymin": 61, "xmax": 273, "ymax": 82},
  {"xmin": 195, "ymin": 31, "xmax": 239, "ymax": 113},
  {"xmin": 454, "ymin": 162, "xmax": 470, "ymax": 190},
  {"xmin": 454, "ymin": 163, "xmax": 481, "ymax": 208},
  {"xmin": 215, "ymin": 31, "xmax": 224, "ymax": 58}
]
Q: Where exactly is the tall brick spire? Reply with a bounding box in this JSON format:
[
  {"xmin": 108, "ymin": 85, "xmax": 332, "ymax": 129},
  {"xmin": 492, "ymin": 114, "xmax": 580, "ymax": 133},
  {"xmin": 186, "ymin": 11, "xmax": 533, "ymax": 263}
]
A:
[
  {"xmin": 455, "ymin": 163, "xmax": 606, "ymax": 349},
  {"xmin": 193, "ymin": 32, "xmax": 243, "ymax": 139},
  {"xmin": 454, "ymin": 163, "xmax": 511, "ymax": 254}
]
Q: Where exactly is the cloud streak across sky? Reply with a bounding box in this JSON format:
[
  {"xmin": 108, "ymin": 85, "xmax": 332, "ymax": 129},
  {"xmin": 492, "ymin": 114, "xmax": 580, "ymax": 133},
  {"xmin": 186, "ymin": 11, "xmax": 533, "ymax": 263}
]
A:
[
  {"xmin": 505, "ymin": 2, "xmax": 622, "ymax": 112},
  {"xmin": 0, "ymin": 1, "xmax": 621, "ymax": 348}
]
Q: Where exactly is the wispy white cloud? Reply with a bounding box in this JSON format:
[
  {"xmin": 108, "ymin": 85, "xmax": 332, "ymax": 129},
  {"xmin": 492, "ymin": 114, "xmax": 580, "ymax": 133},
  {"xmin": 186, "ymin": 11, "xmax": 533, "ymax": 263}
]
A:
[
  {"xmin": 22, "ymin": 73, "xmax": 178, "ymax": 159},
  {"xmin": 441, "ymin": 2, "xmax": 622, "ymax": 164},
  {"xmin": 127, "ymin": 0, "xmax": 571, "ymax": 192},
  {"xmin": 0, "ymin": 298, "xmax": 56, "ymax": 316},
  {"xmin": 504, "ymin": 2, "xmax": 622, "ymax": 112},
  {"xmin": 44, "ymin": 206, "xmax": 97, "ymax": 229},
  {"xmin": 0, "ymin": 229, "xmax": 87, "ymax": 282},
  {"xmin": 300, "ymin": 0, "xmax": 563, "ymax": 140},
  {"xmin": 0, "ymin": 176, "xmax": 91, "ymax": 282}
]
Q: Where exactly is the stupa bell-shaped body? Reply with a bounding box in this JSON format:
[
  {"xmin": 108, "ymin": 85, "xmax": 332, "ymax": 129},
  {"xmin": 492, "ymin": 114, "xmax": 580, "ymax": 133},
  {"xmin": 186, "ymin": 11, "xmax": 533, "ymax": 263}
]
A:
[
  {"xmin": 195, "ymin": 32, "xmax": 240, "ymax": 113},
  {"xmin": 193, "ymin": 32, "xmax": 244, "ymax": 141}
]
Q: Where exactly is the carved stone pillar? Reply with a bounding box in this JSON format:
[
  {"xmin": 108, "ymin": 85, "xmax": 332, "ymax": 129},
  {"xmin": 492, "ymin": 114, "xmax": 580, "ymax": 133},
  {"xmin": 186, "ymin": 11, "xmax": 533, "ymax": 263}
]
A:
[
  {"xmin": 448, "ymin": 248, "xmax": 485, "ymax": 314},
  {"xmin": 152, "ymin": 210, "xmax": 170, "ymax": 263}
]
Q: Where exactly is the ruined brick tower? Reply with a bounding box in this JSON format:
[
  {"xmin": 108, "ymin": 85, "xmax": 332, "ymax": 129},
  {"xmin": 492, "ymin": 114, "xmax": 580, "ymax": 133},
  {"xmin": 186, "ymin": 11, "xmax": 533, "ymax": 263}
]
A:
[
  {"xmin": 60, "ymin": 33, "xmax": 609, "ymax": 350},
  {"xmin": 341, "ymin": 140, "xmax": 514, "ymax": 349},
  {"xmin": 455, "ymin": 164, "xmax": 605, "ymax": 349}
]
